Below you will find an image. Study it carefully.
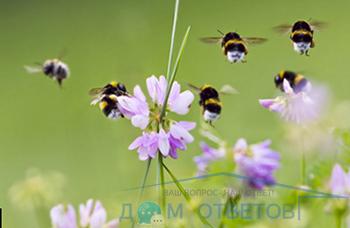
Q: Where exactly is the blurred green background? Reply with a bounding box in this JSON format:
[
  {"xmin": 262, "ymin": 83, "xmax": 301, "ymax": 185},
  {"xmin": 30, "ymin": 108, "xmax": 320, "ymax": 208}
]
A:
[{"xmin": 1, "ymin": 0, "xmax": 350, "ymax": 227}]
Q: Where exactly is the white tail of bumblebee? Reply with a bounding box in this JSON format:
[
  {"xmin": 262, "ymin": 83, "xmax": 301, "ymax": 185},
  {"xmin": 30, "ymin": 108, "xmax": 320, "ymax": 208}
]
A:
[{"xmin": 24, "ymin": 65, "xmax": 42, "ymax": 74}]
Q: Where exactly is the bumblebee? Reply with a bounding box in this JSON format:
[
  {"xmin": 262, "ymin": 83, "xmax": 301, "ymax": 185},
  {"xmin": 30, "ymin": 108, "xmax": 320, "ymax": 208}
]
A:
[
  {"xmin": 189, "ymin": 84, "xmax": 236, "ymax": 123},
  {"xmin": 274, "ymin": 20, "xmax": 326, "ymax": 55},
  {"xmin": 89, "ymin": 81, "xmax": 128, "ymax": 119},
  {"xmin": 274, "ymin": 70, "xmax": 310, "ymax": 93},
  {"xmin": 200, "ymin": 31, "xmax": 267, "ymax": 63},
  {"xmin": 25, "ymin": 59, "xmax": 70, "ymax": 86}
]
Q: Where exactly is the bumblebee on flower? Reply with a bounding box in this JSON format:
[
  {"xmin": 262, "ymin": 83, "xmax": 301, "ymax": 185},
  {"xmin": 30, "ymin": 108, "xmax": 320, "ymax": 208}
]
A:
[{"xmin": 259, "ymin": 72, "xmax": 328, "ymax": 124}]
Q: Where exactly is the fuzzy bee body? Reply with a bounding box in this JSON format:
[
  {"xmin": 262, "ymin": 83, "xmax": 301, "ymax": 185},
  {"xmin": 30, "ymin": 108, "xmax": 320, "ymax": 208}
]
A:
[
  {"xmin": 99, "ymin": 95, "xmax": 123, "ymax": 119},
  {"xmin": 290, "ymin": 21, "xmax": 314, "ymax": 55},
  {"xmin": 25, "ymin": 58, "xmax": 70, "ymax": 86},
  {"xmin": 198, "ymin": 85, "xmax": 222, "ymax": 123},
  {"xmin": 89, "ymin": 81, "xmax": 128, "ymax": 120},
  {"xmin": 274, "ymin": 70, "xmax": 310, "ymax": 93},
  {"xmin": 200, "ymin": 31, "xmax": 266, "ymax": 63},
  {"xmin": 222, "ymin": 32, "xmax": 248, "ymax": 63},
  {"xmin": 275, "ymin": 20, "xmax": 325, "ymax": 56}
]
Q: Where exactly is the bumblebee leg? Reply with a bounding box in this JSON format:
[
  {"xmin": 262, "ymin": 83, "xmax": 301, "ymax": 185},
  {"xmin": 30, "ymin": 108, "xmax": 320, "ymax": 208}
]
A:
[{"xmin": 305, "ymin": 50, "xmax": 310, "ymax": 56}]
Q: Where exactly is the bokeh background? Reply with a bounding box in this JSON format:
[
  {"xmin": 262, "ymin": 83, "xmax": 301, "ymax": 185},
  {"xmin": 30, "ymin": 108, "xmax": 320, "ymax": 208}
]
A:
[{"xmin": 1, "ymin": 0, "xmax": 350, "ymax": 227}]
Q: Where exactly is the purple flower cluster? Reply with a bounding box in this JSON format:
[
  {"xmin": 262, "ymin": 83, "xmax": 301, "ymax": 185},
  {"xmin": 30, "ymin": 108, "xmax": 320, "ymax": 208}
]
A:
[
  {"xmin": 259, "ymin": 79, "xmax": 327, "ymax": 124},
  {"xmin": 117, "ymin": 75, "xmax": 196, "ymax": 160},
  {"xmin": 50, "ymin": 199, "xmax": 119, "ymax": 228},
  {"xmin": 194, "ymin": 142, "xmax": 225, "ymax": 175},
  {"xmin": 233, "ymin": 138, "xmax": 280, "ymax": 190}
]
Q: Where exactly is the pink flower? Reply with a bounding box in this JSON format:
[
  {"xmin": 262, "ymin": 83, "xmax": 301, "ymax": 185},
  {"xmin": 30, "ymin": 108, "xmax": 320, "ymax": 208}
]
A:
[
  {"xmin": 50, "ymin": 200, "xmax": 119, "ymax": 228},
  {"xmin": 51, "ymin": 204, "xmax": 77, "ymax": 228},
  {"xmin": 329, "ymin": 164, "xmax": 350, "ymax": 196},
  {"xmin": 118, "ymin": 76, "xmax": 194, "ymax": 130},
  {"xmin": 129, "ymin": 121, "xmax": 196, "ymax": 160},
  {"xmin": 259, "ymin": 79, "xmax": 328, "ymax": 124},
  {"xmin": 122, "ymin": 75, "xmax": 196, "ymax": 161}
]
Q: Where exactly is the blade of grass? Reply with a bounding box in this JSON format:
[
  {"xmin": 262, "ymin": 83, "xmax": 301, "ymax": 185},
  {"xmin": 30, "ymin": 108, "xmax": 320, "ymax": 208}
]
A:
[
  {"xmin": 138, "ymin": 159, "xmax": 152, "ymax": 203},
  {"xmin": 162, "ymin": 162, "xmax": 214, "ymax": 228},
  {"xmin": 160, "ymin": 26, "xmax": 191, "ymax": 121},
  {"xmin": 218, "ymin": 194, "xmax": 241, "ymax": 228},
  {"xmin": 166, "ymin": 0, "xmax": 180, "ymax": 80}
]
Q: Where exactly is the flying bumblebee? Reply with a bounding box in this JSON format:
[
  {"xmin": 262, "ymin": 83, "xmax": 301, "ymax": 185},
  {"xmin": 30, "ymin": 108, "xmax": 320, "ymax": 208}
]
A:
[
  {"xmin": 274, "ymin": 20, "xmax": 326, "ymax": 55},
  {"xmin": 200, "ymin": 31, "xmax": 267, "ymax": 63},
  {"xmin": 89, "ymin": 81, "xmax": 129, "ymax": 119},
  {"xmin": 25, "ymin": 59, "xmax": 70, "ymax": 87},
  {"xmin": 274, "ymin": 70, "xmax": 311, "ymax": 93},
  {"xmin": 188, "ymin": 84, "xmax": 237, "ymax": 123}
]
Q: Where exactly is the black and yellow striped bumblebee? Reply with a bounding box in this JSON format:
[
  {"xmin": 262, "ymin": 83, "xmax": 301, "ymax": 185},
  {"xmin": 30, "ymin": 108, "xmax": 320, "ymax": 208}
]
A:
[
  {"xmin": 274, "ymin": 20, "xmax": 326, "ymax": 55},
  {"xmin": 200, "ymin": 31, "xmax": 267, "ymax": 63},
  {"xmin": 25, "ymin": 58, "xmax": 70, "ymax": 87},
  {"xmin": 188, "ymin": 84, "xmax": 236, "ymax": 124},
  {"xmin": 89, "ymin": 81, "xmax": 128, "ymax": 120},
  {"xmin": 274, "ymin": 70, "xmax": 310, "ymax": 93}
]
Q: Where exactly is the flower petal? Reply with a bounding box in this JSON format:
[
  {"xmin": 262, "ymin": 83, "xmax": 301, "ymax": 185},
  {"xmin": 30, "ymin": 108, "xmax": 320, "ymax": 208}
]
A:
[
  {"xmin": 169, "ymin": 90, "xmax": 194, "ymax": 115},
  {"xmin": 170, "ymin": 123, "xmax": 194, "ymax": 143},
  {"xmin": 134, "ymin": 85, "xmax": 146, "ymax": 102},
  {"xmin": 158, "ymin": 129, "xmax": 170, "ymax": 156},
  {"xmin": 131, "ymin": 115, "xmax": 149, "ymax": 129}
]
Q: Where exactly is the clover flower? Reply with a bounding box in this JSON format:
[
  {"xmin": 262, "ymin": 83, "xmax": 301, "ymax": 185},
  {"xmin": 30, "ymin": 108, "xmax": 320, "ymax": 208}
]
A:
[
  {"xmin": 233, "ymin": 138, "xmax": 280, "ymax": 190},
  {"xmin": 118, "ymin": 75, "xmax": 195, "ymax": 160},
  {"xmin": 50, "ymin": 199, "xmax": 119, "ymax": 228},
  {"xmin": 194, "ymin": 142, "xmax": 226, "ymax": 175},
  {"xmin": 259, "ymin": 79, "xmax": 328, "ymax": 124},
  {"xmin": 328, "ymin": 164, "xmax": 350, "ymax": 196}
]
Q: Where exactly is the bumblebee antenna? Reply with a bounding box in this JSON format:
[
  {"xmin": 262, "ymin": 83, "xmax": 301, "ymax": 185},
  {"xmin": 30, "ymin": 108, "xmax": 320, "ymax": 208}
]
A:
[
  {"xmin": 216, "ymin": 29, "xmax": 224, "ymax": 35},
  {"xmin": 187, "ymin": 83, "xmax": 201, "ymax": 92}
]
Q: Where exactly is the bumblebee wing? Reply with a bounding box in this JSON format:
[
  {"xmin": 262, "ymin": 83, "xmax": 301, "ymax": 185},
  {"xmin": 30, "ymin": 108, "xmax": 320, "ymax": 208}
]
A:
[
  {"xmin": 90, "ymin": 96, "xmax": 103, "ymax": 106},
  {"xmin": 88, "ymin": 87, "xmax": 105, "ymax": 96},
  {"xmin": 309, "ymin": 20, "xmax": 327, "ymax": 31},
  {"xmin": 24, "ymin": 65, "xmax": 42, "ymax": 74},
  {"xmin": 219, "ymin": 84, "xmax": 239, "ymax": 95},
  {"xmin": 187, "ymin": 83, "xmax": 201, "ymax": 92},
  {"xmin": 199, "ymin": 37, "xmax": 222, "ymax": 44},
  {"xmin": 242, "ymin": 37, "xmax": 268, "ymax": 45},
  {"xmin": 273, "ymin": 24, "xmax": 292, "ymax": 34}
]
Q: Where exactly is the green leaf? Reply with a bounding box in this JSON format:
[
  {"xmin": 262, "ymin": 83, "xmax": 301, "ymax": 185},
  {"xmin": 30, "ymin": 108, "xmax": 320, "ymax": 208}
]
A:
[
  {"xmin": 160, "ymin": 26, "xmax": 191, "ymax": 121},
  {"xmin": 166, "ymin": 0, "xmax": 180, "ymax": 80}
]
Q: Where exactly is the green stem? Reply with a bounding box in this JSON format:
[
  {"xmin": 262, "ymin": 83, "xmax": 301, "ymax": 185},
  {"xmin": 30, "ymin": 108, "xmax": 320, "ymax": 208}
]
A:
[
  {"xmin": 158, "ymin": 154, "xmax": 166, "ymax": 213},
  {"xmin": 301, "ymin": 150, "xmax": 306, "ymax": 185},
  {"xmin": 166, "ymin": 0, "xmax": 180, "ymax": 80},
  {"xmin": 160, "ymin": 26, "xmax": 191, "ymax": 121},
  {"xmin": 138, "ymin": 159, "xmax": 152, "ymax": 203},
  {"xmin": 336, "ymin": 212, "xmax": 343, "ymax": 228},
  {"xmin": 300, "ymin": 136, "xmax": 306, "ymax": 185},
  {"xmin": 162, "ymin": 162, "xmax": 214, "ymax": 228},
  {"xmin": 218, "ymin": 194, "xmax": 241, "ymax": 228}
]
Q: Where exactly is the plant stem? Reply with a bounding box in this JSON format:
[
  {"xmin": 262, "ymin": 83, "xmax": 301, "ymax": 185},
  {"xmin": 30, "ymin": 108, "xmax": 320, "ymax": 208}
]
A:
[
  {"xmin": 160, "ymin": 26, "xmax": 191, "ymax": 121},
  {"xmin": 138, "ymin": 159, "xmax": 152, "ymax": 203},
  {"xmin": 158, "ymin": 154, "xmax": 166, "ymax": 213},
  {"xmin": 218, "ymin": 194, "xmax": 241, "ymax": 228},
  {"xmin": 300, "ymin": 136, "xmax": 306, "ymax": 185},
  {"xmin": 162, "ymin": 162, "xmax": 215, "ymax": 228},
  {"xmin": 336, "ymin": 212, "xmax": 343, "ymax": 228},
  {"xmin": 166, "ymin": 0, "xmax": 180, "ymax": 80}
]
